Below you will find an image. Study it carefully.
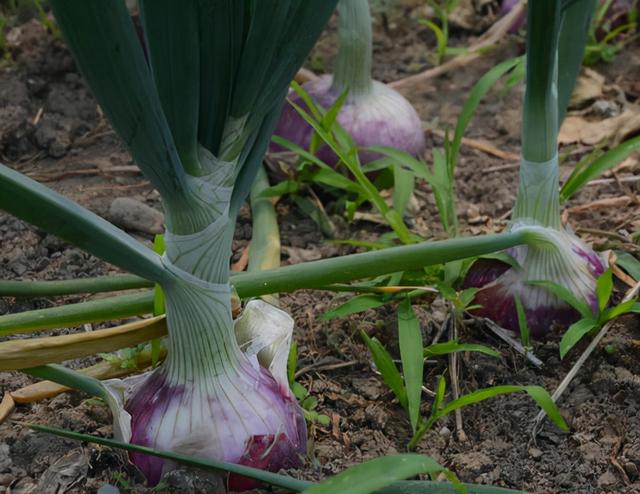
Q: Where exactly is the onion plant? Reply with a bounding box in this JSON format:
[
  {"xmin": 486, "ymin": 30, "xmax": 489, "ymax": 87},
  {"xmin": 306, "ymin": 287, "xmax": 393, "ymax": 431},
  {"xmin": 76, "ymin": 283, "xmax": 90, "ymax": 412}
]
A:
[
  {"xmin": 2, "ymin": 0, "xmax": 340, "ymax": 487},
  {"xmin": 271, "ymin": 0, "xmax": 425, "ymax": 168},
  {"xmin": 463, "ymin": 0, "xmax": 607, "ymax": 338}
]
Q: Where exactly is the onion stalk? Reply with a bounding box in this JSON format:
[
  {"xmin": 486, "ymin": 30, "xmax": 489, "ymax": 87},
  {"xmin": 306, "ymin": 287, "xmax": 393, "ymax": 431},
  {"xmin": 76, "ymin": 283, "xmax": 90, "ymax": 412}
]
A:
[
  {"xmin": 0, "ymin": 0, "xmax": 338, "ymax": 488},
  {"xmin": 271, "ymin": 0, "xmax": 425, "ymax": 167},
  {"xmin": 464, "ymin": 1, "xmax": 605, "ymax": 338}
]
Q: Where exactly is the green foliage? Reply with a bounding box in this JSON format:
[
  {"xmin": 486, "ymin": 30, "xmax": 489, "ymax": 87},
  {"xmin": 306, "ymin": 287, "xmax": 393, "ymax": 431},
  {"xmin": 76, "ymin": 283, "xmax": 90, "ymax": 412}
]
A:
[
  {"xmin": 418, "ymin": 0, "xmax": 462, "ymax": 65},
  {"xmin": 615, "ymin": 252, "xmax": 640, "ymax": 281},
  {"xmin": 398, "ymin": 298, "xmax": 424, "ymax": 433},
  {"xmin": 532, "ymin": 269, "xmax": 640, "ymax": 358},
  {"xmin": 287, "ymin": 341, "xmax": 330, "ymax": 426},
  {"xmin": 361, "ymin": 300, "xmax": 566, "ymax": 449},
  {"xmin": 514, "ymin": 294, "xmax": 531, "ymax": 352},
  {"xmin": 374, "ymin": 57, "xmax": 520, "ymax": 237},
  {"xmin": 301, "ymin": 454, "xmax": 453, "ymax": 494},
  {"xmin": 272, "ymin": 83, "xmax": 414, "ymax": 244},
  {"xmin": 583, "ymin": 0, "xmax": 638, "ymax": 65},
  {"xmin": 560, "ymin": 136, "xmax": 640, "ymax": 202}
]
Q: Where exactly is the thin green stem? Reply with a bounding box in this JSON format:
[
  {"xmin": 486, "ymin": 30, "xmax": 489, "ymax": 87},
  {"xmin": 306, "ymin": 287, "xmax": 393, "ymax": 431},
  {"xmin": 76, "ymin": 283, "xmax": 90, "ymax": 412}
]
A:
[
  {"xmin": 23, "ymin": 364, "xmax": 107, "ymax": 400},
  {"xmin": 28, "ymin": 424, "xmax": 311, "ymax": 492},
  {"xmin": 0, "ymin": 274, "xmax": 152, "ymax": 297},
  {"xmin": 233, "ymin": 231, "xmax": 526, "ymax": 297},
  {"xmin": 0, "ymin": 291, "xmax": 154, "ymax": 337},
  {"xmin": 1, "ymin": 232, "xmax": 528, "ymax": 334},
  {"xmin": 332, "ymin": 0, "xmax": 373, "ymax": 98},
  {"xmin": 249, "ymin": 165, "xmax": 281, "ymax": 273}
]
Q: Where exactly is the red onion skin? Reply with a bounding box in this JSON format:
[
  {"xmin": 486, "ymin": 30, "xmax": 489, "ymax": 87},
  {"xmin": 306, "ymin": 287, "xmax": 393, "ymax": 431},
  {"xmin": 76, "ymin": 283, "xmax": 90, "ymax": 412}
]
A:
[
  {"xmin": 270, "ymin": 76, "xmax": 425, "ymax": 169},
  {"xmin": 462, "ymin": 246, "xmax": 605, "ymax": 339},
  {"xmin": 500, "ymin": 0, "xmax": 526, "ymax": 34},
  {"xmin": 125, "ymin": 367, "xmax": 306, "ymax": 489}
]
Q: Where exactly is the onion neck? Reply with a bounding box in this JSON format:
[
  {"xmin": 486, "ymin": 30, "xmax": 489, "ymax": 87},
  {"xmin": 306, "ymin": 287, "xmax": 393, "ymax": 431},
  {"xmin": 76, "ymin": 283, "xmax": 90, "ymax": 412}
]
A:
[
  {"xmin": 161, "ymin": 270, "xmax": 246, "ymax": 382},
  {"xmin": 514, "ymin": 1, "xmax": 562, "ymax": 230},
  {"xmin": 160, "ymin": 161, "xmax": 247, "ymax": 378},
  {"xmin": 512, "ymin": 155, "xmax": 561, "ymax": 230},
  {"xmin": 332, "ymin": 0, "xmax": 373, "ymax": 100}
]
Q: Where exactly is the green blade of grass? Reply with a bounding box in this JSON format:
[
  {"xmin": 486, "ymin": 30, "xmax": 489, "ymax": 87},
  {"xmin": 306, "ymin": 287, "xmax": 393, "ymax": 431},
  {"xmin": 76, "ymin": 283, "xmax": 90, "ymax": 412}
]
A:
[
  {"xmin": 301, "ymin": 454, "xmax": 446, "ymax": 494},
  {"xmin": 423, "ymin": 341, "xmax": 500, "ymax": 359},
  {"xmin": 559, "ymin": 318, "xmax": 597, "ymax": 358},
  {"xmin": 436, "ymin": 385, "xmax": 568, "ymax": 432},
  {"xmin": 398, "ymin": 299, "xmax": 424, "ymax": 433},
  {"xmin": 560, "ymin": 135, "xmax": 640, "ymax": 202},
  {"xmin": 614, "ymin": 252, "xmax": 640, "ymax": 281},
  {"xmin": 449, "ymin": 57, "xmax": 521, "ymax": 175},
  {"xmin": 361, "ymin": 332, "xmax": 408, "ymax": 409},
  {"xmin": 321, "ymin": 294, "xmax": 385, "ymax": 320},
  {"xmin": 595, "ymin": 269, "xmax": 613, "ymax": 313}
]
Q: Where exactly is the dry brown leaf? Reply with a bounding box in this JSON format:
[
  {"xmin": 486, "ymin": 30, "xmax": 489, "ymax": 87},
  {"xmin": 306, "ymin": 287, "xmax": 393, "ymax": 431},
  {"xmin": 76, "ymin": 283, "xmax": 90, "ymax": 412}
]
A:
[
  {"xmin": 570, "ymin": 69, "xmax": 605, "ymax": 107},
  {"xmin": 559, "ymin": 105, "xmax": 640, "ymax": 145},
  {"xmin": 0, "ymin": 393, "xmax": 15, "ymax": 424}
]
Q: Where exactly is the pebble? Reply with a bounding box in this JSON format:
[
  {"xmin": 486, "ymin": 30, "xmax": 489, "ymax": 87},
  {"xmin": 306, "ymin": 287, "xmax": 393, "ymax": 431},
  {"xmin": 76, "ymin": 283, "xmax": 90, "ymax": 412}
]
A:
[
  {"xmin": 439, "ymin": 426, "xmax": 451, "ymax": 437},
  {"xmin": 624, "ymin": 462, "xmax": 638, "ymax": 479},
  {"xmin": 97, "ymin": 485, "xmax": 120, "ymax": 494},
  {"xmin": 0, "ymin": 473, "xmax": 12, "ymax": 486},
  {"xmin": 108, "ymin": 197, "xmax": 164, "ymax": 235},
  {"xmin": 0, "ymin": 445, "xmax": 11, "ymax": 472},
  {"xmin": 528, "ymin": 447, "xmax": 544, "ymax": 460},
  {"xmin": 10, "ymin": 262, "xmax": 27, "ymax": 276}
]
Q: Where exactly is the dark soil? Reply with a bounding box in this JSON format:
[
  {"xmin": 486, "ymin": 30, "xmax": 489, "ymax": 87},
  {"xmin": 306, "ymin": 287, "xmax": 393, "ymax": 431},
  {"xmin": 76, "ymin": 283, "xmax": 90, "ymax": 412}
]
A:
[{"xmin": 1, "ymin": 3, "xmax": 639, "ymax": 494}]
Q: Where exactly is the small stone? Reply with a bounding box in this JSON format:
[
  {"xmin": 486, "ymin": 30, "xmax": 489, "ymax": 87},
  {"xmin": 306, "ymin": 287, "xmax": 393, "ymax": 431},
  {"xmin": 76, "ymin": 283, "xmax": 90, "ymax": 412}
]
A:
[
  {"xmin": 10, "ymin": 262, "xmax": 27, "ymax": 276},
  {"xmin": 0, "ymin": 444, "xmax": 11, "ymax": 472},
  {"xmin": 351, "ymin": 377, "xmax": 383, "ymax": 400},
  {"xmin": 451, "ymin": 451, "xmax": 493, "ymax": 478},
  {"xmin": 439, "ymin": 426, "xmax": 451, "ymax": 437},
  {"xmin": 528, "ymin": 447, "xmax": 544, "ymax": 460},
  {"xmin": 108, "ymin": 197, "xmax": 164, "ymax": 235},
  {"xmin": 465, "ymin": 205, "xmax": 480, "ymax": 218},
  {"xmin": 97, "ymin": 485, "xmax": 121, "ymax": 494},
  {"xmin": 0, "ymin": 473, "xmax": 13, "ymax": 486},
  {"xmin": 624, "ymin": 462, "xmax": 638, "ymax": 479}
]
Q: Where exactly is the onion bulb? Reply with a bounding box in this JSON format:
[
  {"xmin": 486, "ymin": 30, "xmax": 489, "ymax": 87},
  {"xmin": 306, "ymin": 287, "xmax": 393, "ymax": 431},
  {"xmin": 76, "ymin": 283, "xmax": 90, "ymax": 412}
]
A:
[{"xmin": 271, "ymin": 0, "xmax": 425, "ymax": 167}]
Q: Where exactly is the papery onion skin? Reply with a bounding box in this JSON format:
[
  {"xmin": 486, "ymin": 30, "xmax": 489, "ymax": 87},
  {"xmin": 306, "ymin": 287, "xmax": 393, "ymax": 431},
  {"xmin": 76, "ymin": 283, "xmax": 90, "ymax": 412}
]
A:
[
  {"xmin": 463, "ymin": 236, "xmax": 606, "ymax": 339},
  {"xmin": 125, "ymin": 366, "xmax": 306, "ymax": 488},
  {"xmin": 270, "ymin": 75, "xmax": 426, "ymax": 167}
]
